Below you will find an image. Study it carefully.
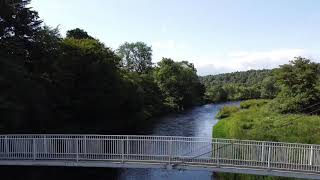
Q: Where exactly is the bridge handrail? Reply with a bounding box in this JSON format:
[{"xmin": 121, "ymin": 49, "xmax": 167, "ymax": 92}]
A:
[
  {"xmin": 0, "ymin": 134, "xmax": 320, "ymax": 174},
  {"xmin": 0, "ymin": 134, "xmax": 318, "ymax": 146}
]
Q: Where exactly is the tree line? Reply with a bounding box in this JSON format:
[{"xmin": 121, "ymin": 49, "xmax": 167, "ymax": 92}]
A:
[
  {"xmin": 202, "ymin": 57, "xmax": 320, "ymax": 115},
  {"xmin": 209, "ymin": 57, "xmax": 320, "ymax": 115},
  {"xmin": 200, "ymin": 69, "xmax": 279, "ymax": 102},
  {"xmin": 0, "ymin": 0, "xmax": 204, "ymax": 133}
]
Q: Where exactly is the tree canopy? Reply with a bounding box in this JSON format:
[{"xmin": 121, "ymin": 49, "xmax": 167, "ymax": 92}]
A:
[
  {"xmin": 200, "ymin": 69, "xmax": 274, "ymax": 102},
  {"xmin": 154, "ymin": 58, "xmax": 204, "ymax": 110},
  {"xmin": 271, "ymin": 57, "xmax": 320, "ymax": 113},
  {"xmin": 117, "ymin": 42, "xmax": 153, "ymax": 73},
  {"xmin": 66, "ymin": 28, "xmax": 93, "ymax": 39},
  {"xmin": 0, "ymin": 1, "xmax": 205, "ymax": 133}
]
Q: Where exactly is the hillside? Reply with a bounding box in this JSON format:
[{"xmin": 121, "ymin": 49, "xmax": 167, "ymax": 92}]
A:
[
  {"xmin": 200, "ymin": 69, "xmax": 277, "ymax": 102},
  {"xmin": 200, "ymin": 69, "xmax": 272, "ymax": 86}
]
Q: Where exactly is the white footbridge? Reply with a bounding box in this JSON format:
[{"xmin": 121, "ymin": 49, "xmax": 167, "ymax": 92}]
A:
[{"xmin": 0, "ymin": 134, "xmax": 320, "ymax": 179}]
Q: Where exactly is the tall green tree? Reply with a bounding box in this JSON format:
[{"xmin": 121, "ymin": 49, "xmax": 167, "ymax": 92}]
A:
[
  {"xmin": 154, "ymin": 58, "xmax": 204, "ymax": 111},
  {"xmin": 271, "ymin": 57, "xmax": 320, "ymax": 113},
  {"xmin": 29, "ymin": 26, "xmax": 62, "ymax": 73},
  {"xmin": 0, "ymin": 0, "xmax": 42, "ymax": 60},
  {"xmin": 117, "ymin": 42, "xmax": 153, "ymax": 73},
  {"xmin": 66, "ymin": 28, "xmax": 93, "ymax": 39},
  {"xmin": 261, "ymin": 76, "xmax": 279, "ymax": 99}
]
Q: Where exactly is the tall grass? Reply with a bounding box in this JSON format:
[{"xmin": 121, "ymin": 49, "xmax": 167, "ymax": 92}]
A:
[{"xmin": 213, "ymin": 99, "xmax": 320, "ymax": 180}]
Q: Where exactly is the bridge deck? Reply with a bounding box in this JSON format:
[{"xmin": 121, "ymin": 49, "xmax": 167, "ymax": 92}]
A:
[{"xmin": 0, "ymin": 135, "xmax": 319, "ymax": 179}]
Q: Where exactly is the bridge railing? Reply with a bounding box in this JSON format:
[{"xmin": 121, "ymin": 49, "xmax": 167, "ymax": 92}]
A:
[{"xmin": 0, "ymin": 135, "xmax": 319, "ymax": 173}]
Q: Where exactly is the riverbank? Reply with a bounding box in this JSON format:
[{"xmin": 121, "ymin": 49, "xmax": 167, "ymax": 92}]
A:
[
  {"xmin": 213, "ymin": 99, "xmax": 320, "ymax": 143},
  {"xmin": 212, "ymin": 99, "xmax": 320, "ymax": 179}
]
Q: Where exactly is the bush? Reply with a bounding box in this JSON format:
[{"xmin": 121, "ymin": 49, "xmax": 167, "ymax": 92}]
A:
[
  {"xmin": 240, "ymin": 99, "xmax": 269, "ymax": 109},
  {"xmin": 216, "ymin": 105, "xmax": 240, "ymax": 119}
]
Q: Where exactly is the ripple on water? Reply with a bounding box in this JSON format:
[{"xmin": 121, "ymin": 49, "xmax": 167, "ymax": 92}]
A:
[{"xmin": 118, "ymin": 101, "xmax": 240, "ymax": 180}]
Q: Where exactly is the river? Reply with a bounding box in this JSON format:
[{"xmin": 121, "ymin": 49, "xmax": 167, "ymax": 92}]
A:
[
  {"xmin": 117, "ymin": 101, "xmax": 240, "ymax": 180},
  {"xmin": 0, "ymin": 102, "xmax": 239, "ymax": 180}
]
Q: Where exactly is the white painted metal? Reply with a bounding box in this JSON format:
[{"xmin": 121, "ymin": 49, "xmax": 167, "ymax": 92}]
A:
[{"xmin": 0, "ymin": 134, "xmax": 320, "ymax": 179}]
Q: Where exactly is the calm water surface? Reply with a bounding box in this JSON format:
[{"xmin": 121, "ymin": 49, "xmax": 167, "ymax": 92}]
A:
[{"xmin": 117, "ymin": 101, "xmax": 240, "ymax": 180}]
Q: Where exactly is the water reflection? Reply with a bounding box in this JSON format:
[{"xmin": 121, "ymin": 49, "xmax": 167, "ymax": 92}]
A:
[{"xmin": 118, "ymin": 101, "xmax": 240, "ymax": 180}]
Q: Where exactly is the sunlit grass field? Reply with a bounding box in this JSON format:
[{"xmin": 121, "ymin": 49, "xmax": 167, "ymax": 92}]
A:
[{"xmin": 213, "ymin": 99, "xmax": 320, "ymax": 144}]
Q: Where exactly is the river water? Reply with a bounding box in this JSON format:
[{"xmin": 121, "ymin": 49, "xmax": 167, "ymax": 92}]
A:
[{"xmin": 117, "ymin": 101, "xmax": 240, "ymax": 180}]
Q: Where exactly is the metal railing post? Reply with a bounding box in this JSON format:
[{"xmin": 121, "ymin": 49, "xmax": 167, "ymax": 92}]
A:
[
  {"xmin": 261, "ymin": 142, "xmax": 265, "ymax": 162},
  {"xmin": 75, "ymin": 138, "xmax": 79, "ymax": 162},
  {"xmin": 33, "ymin": 138, "xmax": 36, "ymax": 160},
  {"xmin": 168, "ymin": 137, "xmax": 173, "ymax": 164},
  {"xmin": 5, "ymin": 136, "xmax": 9, "ymax": 159},
  {"xmin": 216, "ymin": 139, "xmax": 220, "ymax": 167},
  {"xmin": 309, "ymin": 145, "xmax": 314, "ymax": 166},
  {"xmin": 267, "ymin": 145, "xmax": 271, "ymax": 170},
  {"xmin": 126, "ymin": 136, "xmax": 129, "ymax": 160},
  {"xmin": 84, "ymin": 136, "xmax": 87, "ymax": 159},
  {"xmin": 121, "ymin": 139, "xmax": 124, "ymax": 163},
  {"xmin": 44, "ymin": 135, "xmax": 47, "ymax": 155}
]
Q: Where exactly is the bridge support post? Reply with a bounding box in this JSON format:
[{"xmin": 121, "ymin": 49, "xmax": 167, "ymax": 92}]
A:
[
  {"xmin": 44, "ymin": 135, "xmax": 47, "ymax": 155},
  {"xmin": 33, "ymin": 138, "xmax": 36, "ymax": 160},
  {"xmin": 75, "ymin": 138, "xmax": 79, "ymax": 162},
  {"xmin": 216, "ymin": 139, "xmax": 220, "ymax": 167},
  {"xmin": 84, "ymin": 136, "xmax": 87, "ymax": 159},
  {"xmin": 309, "ymin": 145, "xmax": 314, "ymax": 166},
  {"xmin": 126, "ymin": 136, "xmax": 129, "ymax": 161},
  {"xmin": 267, "ymin": 145, "xmax": 271, "ymax": 170},
  {"xmin": 261, "ymin": 142, "xmax": 265, "ymax": 162},
  {"xmin": 121, "ymin": 139, "xmax": 124, "ymax": 163},
  {"xmin": 5, "ymin": 135, "xmax": 9, "ymax": 159},
  {"xmin": 168, "ymin": 137, "xmax": 173, "ymax": 165}
]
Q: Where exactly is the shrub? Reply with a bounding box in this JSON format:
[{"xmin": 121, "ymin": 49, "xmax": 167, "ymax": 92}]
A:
[
  {"xmin": 240, "ymin": 99, "xmax": 269, "ymax": 109},
  {"xmin": 216, "ymin": 105, "xmax": 239, "ymax": 119}
]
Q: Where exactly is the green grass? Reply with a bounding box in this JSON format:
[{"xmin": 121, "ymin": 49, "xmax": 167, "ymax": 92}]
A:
[
  {"xmin": 213, "ymin": 99, "xmax": 320, "ymax": 144},
  {"xmin": 213, "ymin": 99, "xmax": 320, "ymax": 179},
  {"xmin": 240, "ymin": 99, "xmax": 269, "ymax": 109},
  {"xmin": 215, "ymin": 105, "xmax": 239, "ymax": 119}
]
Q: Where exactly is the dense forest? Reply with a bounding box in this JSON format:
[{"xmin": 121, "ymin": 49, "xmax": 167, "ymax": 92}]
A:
[
  {"xmin": 0, "ymin": 0, "xmax": 204, "ymax": 134},
  {"xmin": 200, "ymin": 69, "xmax": 280, "ymax": 102}
]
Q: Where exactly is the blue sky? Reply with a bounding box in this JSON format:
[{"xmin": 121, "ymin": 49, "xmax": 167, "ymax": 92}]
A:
[{"xmin": 31, "ymin": 0, "xmax": 320, "ymax": 75}]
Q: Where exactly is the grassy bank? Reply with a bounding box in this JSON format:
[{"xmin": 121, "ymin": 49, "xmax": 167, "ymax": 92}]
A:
[
  {"xmin": 212, "ymin": 99, "xmax": 320, "ymax": 180},
  {"xmin": 213, "ymin": 99, "xmax": 320, "ymax": 143}
]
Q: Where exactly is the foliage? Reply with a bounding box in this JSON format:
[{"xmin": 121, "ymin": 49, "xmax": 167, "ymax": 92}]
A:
[
  {"xmin": 213, "ymin": 99, "xmax": 320, "ymax": 179},
  {"xmin": 0, "ymin": 0, "xmax": 42, "ymax": 61},
  {"xmin": 117, "ymin": 42, "xmax": 153, "ymax": 73},
  {"xmin": 260, "ymin": 76, "xmax": 279, "ymax": 99},
  {"xmin": 50, "ymin": 38, "xmax": 132, "ymax": 130},
  {"xmin": 201, "ymin": 69, "xmax": 271, "ymax": 86},
  {"xmin": 214, "ymin": 99, "xmax": 320, "ymax": 143},
  {"xmin": 153, "ymin": 58, "xmax": 204, "ymax": 111},
  {"xmin": 216, "ymin": 106, "xmax": 240, "ymax": 119},
  {"xmin": 240, "ymin": 99, "xmax": 269, "ymax": 109},
  {"xmin": 0, "ymin": 1, "xmax": 205, "ymax": 133},
  {"xmin": 66, "ymin": 28, "xmax": 93, "ymax": 39},
  {"xmin": 0, "ymin": 57, "xmax": 51, "ymax": 133},
  {"xmin": 201, "ymin": 70, "xmax": 273, "ymax": 102},
  {"xmin": 270, "ymin": 57, "xmax": 320, "ymax": 114}
]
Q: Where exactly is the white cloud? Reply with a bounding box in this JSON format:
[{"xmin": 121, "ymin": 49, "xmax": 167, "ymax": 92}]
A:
[{"xmin": 195, "ymin": 49, "xmax": 320, "ymax": 75}]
